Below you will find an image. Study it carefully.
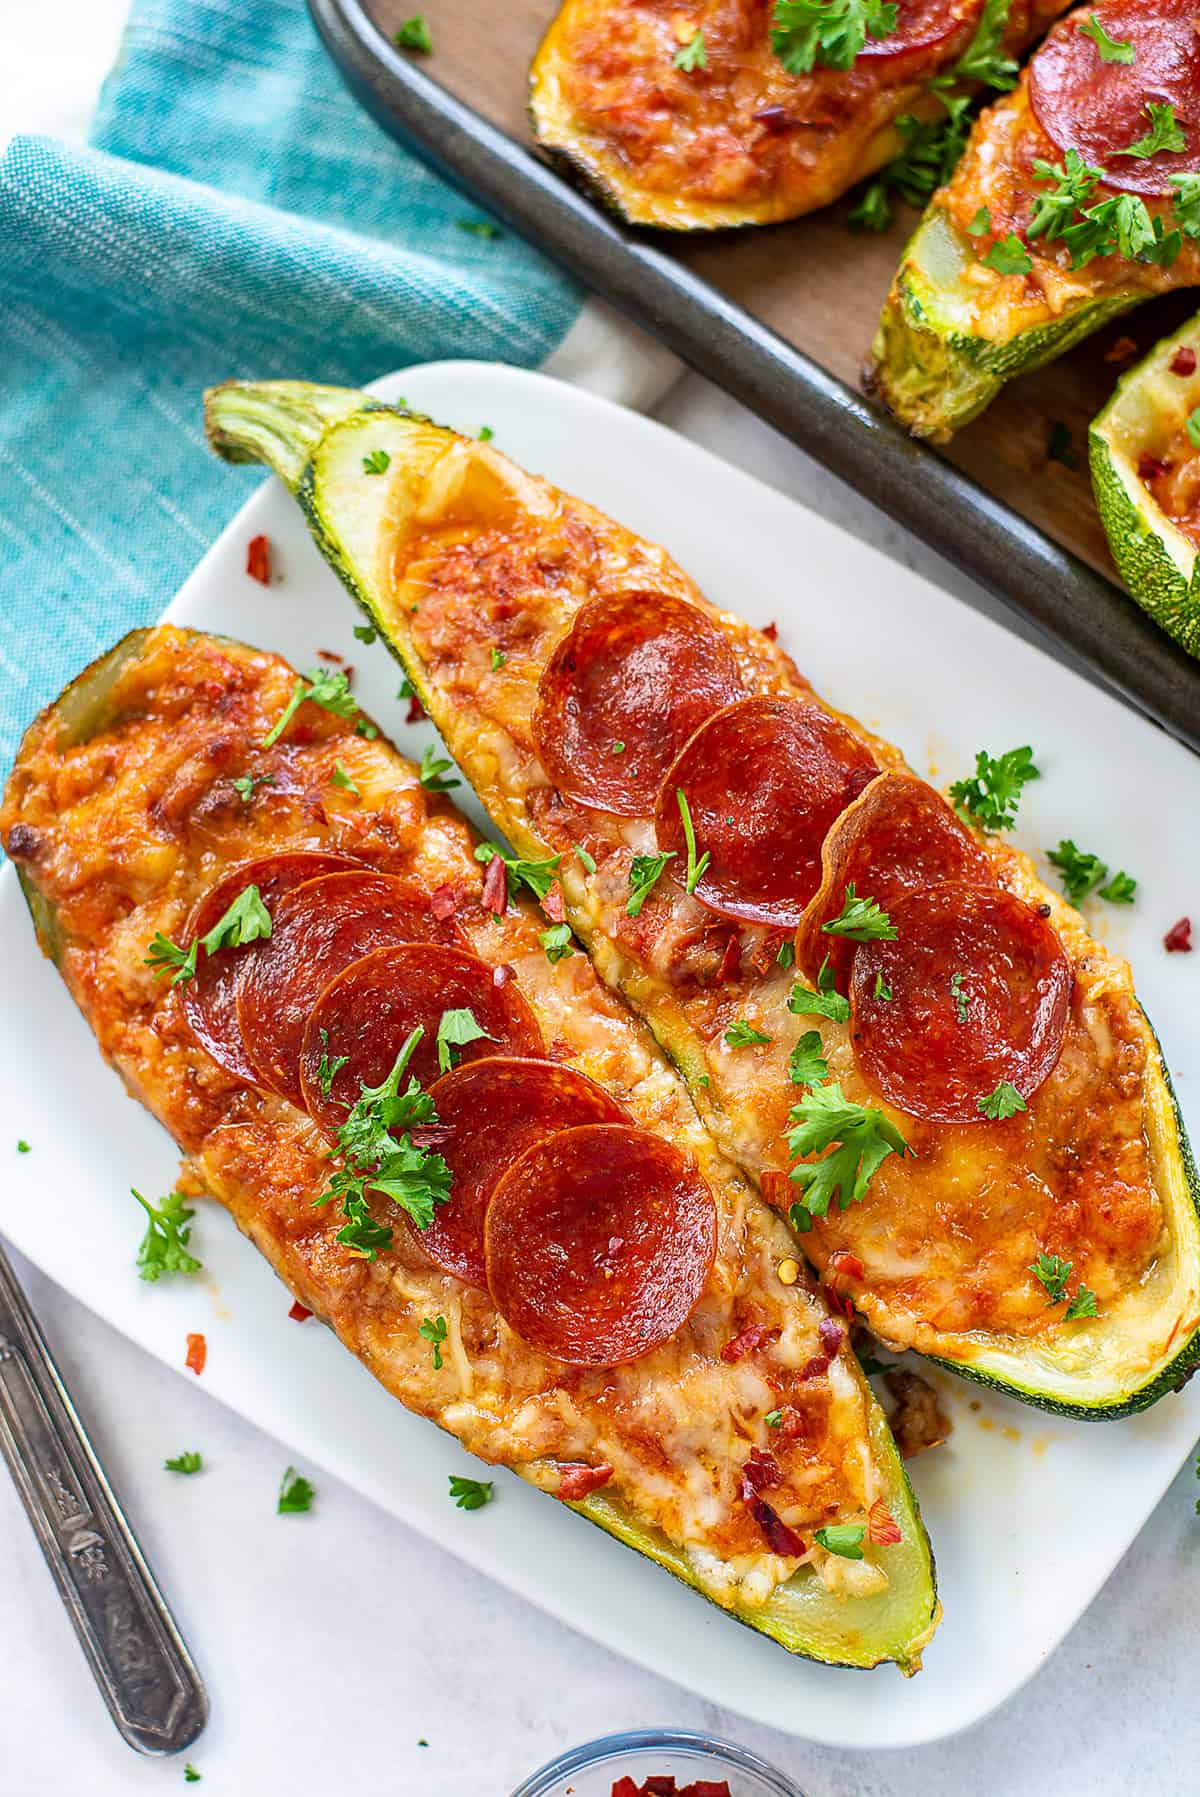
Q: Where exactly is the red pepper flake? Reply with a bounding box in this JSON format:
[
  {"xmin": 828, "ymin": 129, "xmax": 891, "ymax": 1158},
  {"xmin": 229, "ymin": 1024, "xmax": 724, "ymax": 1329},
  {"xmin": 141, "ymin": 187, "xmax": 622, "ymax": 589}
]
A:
[
  {"xmin": 716, "ymin": 931, "xmax": 742, "ymax": 984},
  {"xmin": 342, "ymin": 665, "xmax": 355, "ymax": 687},
  {"xmin": 799, "ymin": 1354, "xmax": 830, "ymax": 1381},
  {"xmin": 245, "ymin": 535, "xmax": 271, "ymax": 585},
  {"xmin": 185, "ymin": 1333, "xmax": 207, "ymax": 1376},
  {"xmin": 1165, "ymin": 916, "xmax": 1193, "ymax": 953},
  {"xmin": 542, "ymin": 881, "xmax": 565, "ymax": 923},
  {"xmin": 492, "ymin": 962, "xmax": 515, "ymax": 988},
  {"xmin": 1104, "ymin": 335, "xmax": 1138, "ymax": 365},
  {"xmin": 430, "ymin": 882, "xmax": 459, "ymax": 922},
  {"xmin": 406, "ymin": 692, "xmax": 427, "ymax": 725},
  {"xmin": 759, "ymin": 1169, "xmax": 792, "ymax": 1209},
  {"xmin": 557, "ymin": 1462, "xmax": 614, "ymax": 1502},
  {"xmin": 1171, "ymin": 346, "xmax": 1197, "ymax": 377},
  {"xmin": 1137, "ymin": 453, "xmax": 1172, "ymax": 482},
  {"xmin": 741, "ymin": 1447, "xmax": 782, "ymax": 1491},
  {"xmin": 741, "ymin": 1482, "xmax": 806, "ymax": 1558},
  {"xmin": 287, "ymin": 1301, "xmax": 312, "ymax": 1322},
  {"xmin": 761, "ymin": 620, "xmax": 779, "ymax": 640},
  {"xmin": 612, "ymin": 1781, "xmax": 642, "ymax": 1797},
  {"xmin": 818, "ymin": 1317, "xmax": 844, "ymax": 1358},
  {"xmin": 719, "ymin": 1321, "xmax": 773, "ymax": 1363},
  {"xmin": 776, "ymin": 1404, "xmax": 808, "ymax": 1439},
  {"xmin": 828, "ymin": 1251, "xmax": 865, "ymax": 1281},
  {"xmin": 753, "ymin": 107, "xmax": 799, "ymax": 136},
  {"xmin": 868, "ymin": 1497, "xmax": 902, "ymax": 1546},
  {"xmin": 480, "ymin": 852, "xmax": 508, "ymax": 916},
  {"xmin": 315, "ymin": 647, "xmax": 343, "ymax": 664}
]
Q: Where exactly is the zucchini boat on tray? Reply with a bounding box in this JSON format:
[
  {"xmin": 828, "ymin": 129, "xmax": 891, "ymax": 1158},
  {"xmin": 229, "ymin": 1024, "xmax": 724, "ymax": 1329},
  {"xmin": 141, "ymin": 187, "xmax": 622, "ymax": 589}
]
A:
[
  {"xmin": 206, "ymin": 378, "xmax": 1200, "ymax": 1420},
  {"xmin": 873, "ymin": 0, "xmax": 1200, "ymax": 438},
  {"xmin": 0, "ymin": 625, "xmax": 937, "ymax": 1673},
  {"xmin": 530, "ymin": 0, "xmax": 1070, "ymax": 230},
  {"xmin": 1090, "ymin": 310, "xmax": 1200, "ymax": 657}
]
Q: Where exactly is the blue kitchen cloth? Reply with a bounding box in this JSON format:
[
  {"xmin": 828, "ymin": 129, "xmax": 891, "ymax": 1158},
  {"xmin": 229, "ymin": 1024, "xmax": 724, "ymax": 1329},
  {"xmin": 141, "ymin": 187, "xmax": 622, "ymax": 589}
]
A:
[{"xmin": 0, "ymin": 0, "xmax": 584, "ymax": 778}]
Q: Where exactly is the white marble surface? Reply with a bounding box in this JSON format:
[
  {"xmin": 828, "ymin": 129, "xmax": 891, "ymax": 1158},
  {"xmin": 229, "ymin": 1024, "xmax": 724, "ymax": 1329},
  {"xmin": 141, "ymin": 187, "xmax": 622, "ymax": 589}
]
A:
[{"xmin": 3, "ymin": 7, "xmax": 1199, "ymax": 1793}]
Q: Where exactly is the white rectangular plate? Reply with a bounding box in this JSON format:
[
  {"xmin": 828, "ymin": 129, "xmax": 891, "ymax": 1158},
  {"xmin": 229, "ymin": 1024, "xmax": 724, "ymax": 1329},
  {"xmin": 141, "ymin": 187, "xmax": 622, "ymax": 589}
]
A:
[{"xmin": 3, "ymin": 362, "xmax": 1199, "ymax": 1752}]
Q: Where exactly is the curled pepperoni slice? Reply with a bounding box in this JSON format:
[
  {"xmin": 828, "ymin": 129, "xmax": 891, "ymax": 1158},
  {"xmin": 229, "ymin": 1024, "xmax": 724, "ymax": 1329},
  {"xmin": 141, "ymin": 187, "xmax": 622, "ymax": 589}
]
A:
[
  {"xmin": 299, "ymin": 945, "xmax": 542, "ymax": 1136},
  {"xmin": 418, "ymin": 1059, "xmax": 627, "ymax": 1288},
  {"xmin": 858, "ymin": 0, "xmax": 981, "ymax": 60},
  {"xmin": 850, "ymin": 883, "xmax": 1073, "ymax": 1123},
  {"xmin": 655, "ymin": 697, "xmax": 877, "ymax": 928},
  {"xmin": 531, "ymin": 591, "xmax": 744, "ymax": 816},
  {"xmin": 1029, "ymin": 0, "xmax": 1200, "ymax": 198},
  {"xmin": 484, "ymin": 1124, "xmax": 716, "ymax": 1366},
  {"xmin": 182, "ymin": 852, "xmax": 359, "ymax": 1082},
  {"xmin": 794, "ymin": 772, "xmax": 995, "ymax": 990},
  {"xmin": 237, "ymin": 871, "xmax": 458, "ymax": 1104}
]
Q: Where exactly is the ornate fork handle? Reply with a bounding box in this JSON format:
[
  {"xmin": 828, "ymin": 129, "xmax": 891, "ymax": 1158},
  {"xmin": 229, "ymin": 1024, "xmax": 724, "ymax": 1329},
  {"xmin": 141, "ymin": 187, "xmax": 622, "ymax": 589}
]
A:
[{"xmin": 0, "ymin": 1242, "xmax": 207, "ymax": 1754}]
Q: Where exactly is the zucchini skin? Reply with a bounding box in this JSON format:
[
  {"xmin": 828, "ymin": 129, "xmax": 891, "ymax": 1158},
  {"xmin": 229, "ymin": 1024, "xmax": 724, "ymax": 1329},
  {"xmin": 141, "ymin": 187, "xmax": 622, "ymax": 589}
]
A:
[
  {"xmin": 7, "ymin": 623, "xmax": 938, "ymax": 1674},
  {"xmin": 204, "ymin": 379, "xmax": 1200, "ymax": 1421}
]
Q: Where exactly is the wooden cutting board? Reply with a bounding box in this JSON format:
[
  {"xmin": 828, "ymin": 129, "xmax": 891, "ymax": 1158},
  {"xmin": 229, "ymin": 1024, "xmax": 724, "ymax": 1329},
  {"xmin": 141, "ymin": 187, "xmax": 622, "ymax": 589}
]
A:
[{"xmin": 366, "ymin": 0, "xmax": 1200, "ymax": 580}]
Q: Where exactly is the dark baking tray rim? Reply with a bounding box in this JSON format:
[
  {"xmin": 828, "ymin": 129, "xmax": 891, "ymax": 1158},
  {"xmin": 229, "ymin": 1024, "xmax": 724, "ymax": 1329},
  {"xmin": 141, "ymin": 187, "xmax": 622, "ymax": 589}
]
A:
[{"xmin": 311, "ymin": 0, "xmax": 1200, "ymax": 758}]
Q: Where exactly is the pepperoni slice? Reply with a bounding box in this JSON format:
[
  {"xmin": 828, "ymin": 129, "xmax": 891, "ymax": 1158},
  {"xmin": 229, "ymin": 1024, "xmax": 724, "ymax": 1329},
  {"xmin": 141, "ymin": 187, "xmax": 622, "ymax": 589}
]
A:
[
  {"xmin": 531, "ymin": 591, "xmax": 744, "ymax": 817},
  {"xmin": 794, "ymin": 773, "xmax": 995, "ymax": 991},
  {"xmin": 485, "ymin": 1123, "xmax": 716, "ymax": 1366},
  {"xmin": 237, "ymin": 871, "xmax": 457, "ymax": 1104},
  {"xmin": 417, "ymin": 1059, "xmax": 628, "ymax": 1288},
  {"xmin": 182, "ymin": 852, "xmax": 359, "ymax": 1082},
  {"xmin": 1029, "ymin": 0, "xmax": 1200, "ymax": 198},
  {"xmin": 850, "ymin": 883, "xmax": 1073, "ymax": 1123},
  {"xmin": 655, "ymin": 697, "xmax": 877, "ymax": 928},
  {"xmin": 858, "ymin": 0, "xmax": 981, "ymax": 61},
  {"xmin": 299, "ymin": 945, "xmax": 542, "ymax": 1136}
]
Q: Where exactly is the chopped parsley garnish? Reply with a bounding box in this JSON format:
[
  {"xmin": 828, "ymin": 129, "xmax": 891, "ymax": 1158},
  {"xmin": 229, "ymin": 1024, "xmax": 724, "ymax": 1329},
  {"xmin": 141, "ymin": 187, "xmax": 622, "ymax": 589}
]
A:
[
  {"xmin": 457, "ymin": 219, "xmax": 500, "ymax": 239},
  {"xmin": 788, "ymin": 1029, "xmax": 828, "ymax": 1088},
  {"xmin": 983, "ymin": 232, "xmax": 1033, "ymax": 276},
  {"xmin": 1030, "ymin": 1251, "xmax": 1098, "ymax": 1317},
  {"xmin": 490, "ymin": 647, "xmax": 506, "ymax": 671},
  {"xmin": 232, "ymin": 772, "xmax": 273, "ymax": 804},
  {"xmin": 1062, "ymin": 194, "xmax": 1180, "ymax": 270},
  {"xmin": 362, "ymin": 449, "xmax": 392, "ymax": 476},
  {"xmin": 262, "ymin": 667, "xmax": 364, "ymax": 749},
  {"xmin": 978, "ymin": 1080, "xmax": 1027, "ymax": 1120},
  {"xmin": 967, "ymin": 205, "xmax": 992, "ymax": 235},
  {"xmin": 949, "ymin": 744, "xmax": 1039, "ymax": 831},
  {"xmin": 814, "ymin": 1522, "xmax": 866, "ymax": 1560},
  {"xmin": 1048, "ymin": 838, "xmax": 1108, "ymax": 903},
  {"xmin": 419, "ymin": 1314, "xmax": 448, "ymax": 1370},
  {"xmin": 626, "ymin": 850, "xmax": 676, "ymax": 917},
  {"xmin": 1115, "ymin": 101, "xmax": 1187, "ymax": 161},
  {"xmin": 145, "ymin": 933, "xmax": 198, "ymax": 987},
  {"xmin": 1170, "ymin": 174, "xmax": 1200, "ymax": 237},
  {"xmin": 184, "ymin": 1766, "xmax": 202, "ymax": 1783},
  {"xmin": 785, "ymin": 1083, "xmax": 910, "ymax": 1229},
  {"xmin": 540, "ymin": 922, "xmax": 576, "ymax": 964},
  {"xmin": 822, "ymin": 883, "xmax": 897, "ymax": 942},
  {"xmin": 353, "ymin": 622, "xmax": 378, "ymax": 644},
  {"xmin": 873, "ymin": 972, "xmax": 892, "ymax": 1002},
  {"xmin": 725, "ymin": 1019, "xmax": 772, "ymax": 1048},
  {"xmin": 449, "ymin": 1474, "xmax": 493, "ymax": 1510},
  {"xmin": 478, "ymin": 425, "xmax": 495, "ymax": 441},
  {"xmin": 847, "ymin": 98, "xmax": 971, "ymax": 231},
  {"xmin": 419, "ymin": 742, "xmax": 460, "ymax": 792},
  {"xmin": 331, "ymin": 761, "xmax": 360, "ymax": 796},
  {"xmin": 394, "ymin": 14, "xmax": 432, "ymax": 51},
  {"xmin": 474, "ymin": 842, "xmax": 563, "ymax": 904},
  {"xmin": 673, "ymin": 28, "xmax": 707, "ymax": 70},
  {"xmin": 436, "ymin": 1007, "xmax": 491, "ymax": 1074},
  {"xmin": 770, "ymin": 0, "xmax": 897, "ymax": 73},
  {"xmin": 1077, "ymin": 13, "xmax": 1134, "ymax": 62},
  {"xmin": 316, "ymin": 1028, "xmax": 348, "ymax": 1099},
  {"xmin": 1100, "ymin": 869, "xmax": 1137, "ymax": 904},
  {"xmin": 950, "ymin": 970, "xmax": 969, "ymax": 1023},
  {"xmin": 573, "ymin": 842, "xmax": 597, "ymax": 876},
  {"xmin": 765, "ymin": 1409, "xmax": 783, "ymax": 1428},
  {"xmin": 787, "ymin": 957, "xmax": 851, "ymax": 1025},
  {"xmin": 164, "ymin": 1451, "xmax": 203, "ymax": 1475},
  {"xmin": 278, "ymin": 1467, "xmax": 315, "ymax": 1514},
  {"xmin": 949, "ymin": 0, "xmax": 1016, "ymax": 88},
  {"xmin": 133, "ymin": 1189, "xmax": 201, "ymax": 1282},
  {"xmin": 1065, "ymin": 1285, "xmax": 1099, "ymax": 1320},
  {"xmin": 676, "ymin": 789, "xmax": 711, "ymax": 895},
  {"xmin": 777, "ymin": 939, "xmax": 796, "ymax": 970},
  {"xmin": 200, "ymin": 885, "xmax": 272, "ymax": 954},
  {"xmin": 1188, "ymin": 407, "xmax": 1200, "ymax": 449},
  {"xmin": 1047, "ymin": 421, "xmax": 1079, "ymax": 469},
  {"xmin": 1027, "ymin": 149, "xmax": 1103, "ymax": 240},
  {"xmin": 16, "ymin": 1140, "xmax": 30, "ymax": 1154}
]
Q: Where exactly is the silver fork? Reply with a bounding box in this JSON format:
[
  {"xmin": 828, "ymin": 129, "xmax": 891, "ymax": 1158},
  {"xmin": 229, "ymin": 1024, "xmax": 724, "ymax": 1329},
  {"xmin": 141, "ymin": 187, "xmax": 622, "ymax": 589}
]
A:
[{"xmin": 0, "ymin": 1241, "xmax": 207, "ymax": 1755}]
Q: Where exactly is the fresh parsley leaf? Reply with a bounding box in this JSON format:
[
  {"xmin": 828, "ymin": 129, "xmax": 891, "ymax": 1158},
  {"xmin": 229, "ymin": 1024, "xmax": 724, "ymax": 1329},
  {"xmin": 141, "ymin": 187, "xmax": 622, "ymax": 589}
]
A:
[
  {"xmin": 676, "ymin": 789, "xmax": 711, "ymax": 894},
  {"xmin": 232, "ymin": 772, "xmax": 274, "ymax": 804},
  {"xmin": 457, "ymin": 219, "xmax": 501, "ymax": 239},
  {"xmin": 765, "ymin": 1408, "xmax": 783, "ymax": 1428},
  {"xmin": 1047, "ymin": 421, "xmax": 1079, "ymax": 469},
  {"xmin": 821, "ymin": 882, "xmax": 897, "ymax": 942},
  {"xmin": 626, "ymin": 851, "xmax": 676, "ymax": 917},
  {"xmin": 394, "ymin": 14, "xmax": 432, "ymax": 52},
  {"xmin": 673, "ymin": 28, "xmax": 707, "ymax": 70},
  {"xmin": 1027, "ymin": 150, "xmax": 1104, "ymax": 241},
  {"xmin": 419, "ymin": 742, "xmax": 460, "ymax": 792},
  {"xmin": 1031, "ymin": 1251, "xmax": 1072, "ymax": 1303},
  {"xmin": 1077, "ymin": 12, "xmax": 1134, "ymax": 62},
  {"xmin": 16, "ymin": 1140, "xmax": 30, "ymax": 1154},
  {"xmin": 436, "ymin": 1007, "xmax": 491, "ymax": 1074},
  {"xmin": 725, "ymin": 1019, "xmax": 772, "ymax": 1047},
  {"xmin": 788, "ymin": 1029, "xmax": 828, "ymax": 1088},
  {"xmin": 316, "ymin": 1028, "xmax": 349, "ymax": 1099},
  {"xmin": 777, "ymin": 939, "xmax": 796, "ymax": 970},
  {"xmin": 474, "ymin": 842, "xmax": 563, "ymax": 904},
  {"xmin": 967, "ymin": 205, "xmax": 992, "ymax": 235},
  {"xmin": 978, "ymin": 1080, "xmax": 1027, "ymax": 1120},
  {"xmin": 1188, "ymin": 407, "xmax": 1200, "ymax": 449},
  {"xmin": 573, "ymin": 842, "xmax": 597, "ymax": 876},
  {"xmin": 1099, "ymin": 869, "xmax": 1136, "ymax": 904},
  {"xmin": 788, "ymin": 958, "xmax": 851, "ymax": 1024},
  {"xmin": 1115, "ymin": 101, "xmax": 1187, "ymax": 160},
  {"xmin": 330, "ymin": 762, "xmax": 360, "ymax": 797},
  {"xmin": 449, "ymin": 1474, "xmax": 493, "ymax": 1510},
  {"xmin": 263, "ymin": 667, "xmax": 363, "ymax": 748},
  {"xmin": 478, "ymin": 426, "xmax": 495, "ymax": 441},
  {"xmin": 164, "ymin": 1451, "xmax": 203, "ymax": 1475},
  {"xmin": 1048, "ymin": 839, "xmax": 1109, "ymax": 903},
  {"xmin": 490, "ymin": 647, "xmax": 506, "ymax": 671},
  {"xmin": 316, "ymin": 1029, "xmax": 451, "ymax": 1244},
  {"xmin": 133, "ymin": 1189, "xmax": 201, "ymax": 1282},
  {"xmin": 419, "ymin": 1314, "xmax": 448, "ymax": 1370},
  {"xmin": 362, "ymin": 449, "xmax": 392, "ymax": 475},
  {"xmin": 184, "ymin": 1766, "xmax": 202, "ymax": 1783},
  {"xmin": 847, "ymin": 97, "xmax": 972, "ymax": 231},
  {"xmin": 1170, "ymin": 173, "xmax": 1200, "ymax": 237},
  {"xmin": 951, "ymin": 0, "xmax": 1016, "ymax": 89},
  {"xmin": 949, "ymin": 744, "xmax": 1039, "ymax": 831},
  {"xmin": 785, "ymin": 1083, "xmax": 911, "ymax": 1225},
  {"xmin": 200, "ymin": 885, "xmax": 272, "ymax": 954},
  {"xmin": 1065, "ymin": 1284, "xmax": 1099, "ymax": 1320},
  {"xmin": 540, "ymin": 922, "xmax": 576, "ymax": 964},
  {"xmin": 353, "ymin": 622, "xmax": 378, "ymax": 644},
  {"xmin": 1061, "ymin": 192, "xmax": 1177, "ymax": 269},
  {"xmin": 983, "ymin": 232, "xmax": 1033, "ymax": 276},
  {"xmin": 814, "ymin": 1522, "xmax": 866, "ymax": 1560},
  {"xmin": 873, "ymin": 971, "xmax": 893, "ymax": 1002},
  {"xmin": 278, "ymin": 1467, "xmax": 315, "ymax": 1514},
  {"xmin": 770, "ymin": 0, "xmax": 898, "ymax": 74},
  {"xmin": 950, "ymin": 970, "xmax": 969, "ymax": 1024},
  {"xmin": 145, "ymin": 933, "xmax": 198, "ymax": 987}
]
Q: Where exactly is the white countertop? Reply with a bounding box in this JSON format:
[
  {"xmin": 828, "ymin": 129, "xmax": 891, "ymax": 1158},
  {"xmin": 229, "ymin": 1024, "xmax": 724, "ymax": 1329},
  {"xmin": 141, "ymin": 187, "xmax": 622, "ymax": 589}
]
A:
[{"xmin": 3, "ymin": 9, "xmax": 1197, "ymax": 1792}]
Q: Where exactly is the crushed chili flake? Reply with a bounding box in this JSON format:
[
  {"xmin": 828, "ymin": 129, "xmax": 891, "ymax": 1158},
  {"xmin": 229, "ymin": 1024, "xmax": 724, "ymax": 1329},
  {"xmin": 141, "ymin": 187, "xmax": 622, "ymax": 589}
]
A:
[
  {"xmin": 868, "ymin": 1497, "xmax": 903, "ymax": 1546},
  {"xmin": 798, "ymin": 1354, "xmax": 830, "ymax": 1381},
  {"xmin": 753, "ymin": 107, "xmax": 799, "ymax": 136},
  {"xmin": 741, "ymin": 1446, "xmax": 782, "ymax": 1491},
  {"xmin": 828, "ymin": 1251, "xmax": 865, "ymax": 1281},
  {"xmin": 1165, "ymin": 916, "xmax": 1193, "ymax": 953},
  {"xmin": 185, "ymin": 1333, "xmax": 207, "ymax": 1376},
  {"xmin": 542, "ymin": 881, "xmax": 566, "ymax": 923},
  {"xmin": 761, "ymin": 620, "xmax": 779, "ymax": 640},
  {"xmin": 557, "ymin": 1462, "xmax": 614, "ymax": 1502},
  {"xmin": 245, "ymin": 535, "xmax": 271, "ymax": 585},
  {"xmin": 1138, "ymin": 453, "xmax": 1172, "ymax": 482},
  {"xmin": 430, "ymin": 882, "xmax": 459, "ymax": 922},
  {"xmin": 612, "ymin": 1783, "xmax": 734, "ymax": 1797},
  {"xmin": 287, "ymin": 1301, "xmax": 312, "ymax": 1322},
  {"xmin": 716, "ymin": 931, "xmax": 742, "ymax": 984},
  {"xmin": 342, "ymin": 665, "xmax": 355, "ymax": 687},
  {"xmin": 1104, "ymin": 335, "xmax": 1138, "ymax": 365},
  {"xmin": 741, "ymin": 1481, "xmax": 806, "ymax": 1558},
  {"xmin": 758, "ymin": 1169, "xmax": 792, "ymax": 1209},
  {"xmin": 818, "ymin": 1316, "xmax": 844, "ymax": 1358},
  {"xmin": 315, "ymin": 648, "xmax": 344, "ymax": 664},
  {"xmin": 480, "ymin": 852, "xmax": 508, "ymax": 916},
  {"xmin": 405, "ymin": 692, "xmax": 427, "ymax": 725},
  {"xmin": 719, "ymin": 1321, "xmax": 773, "ymax": 1363},
  {"xmin": 1170, "ymin": 346, "xmax": 1197, "ymax": 377}
]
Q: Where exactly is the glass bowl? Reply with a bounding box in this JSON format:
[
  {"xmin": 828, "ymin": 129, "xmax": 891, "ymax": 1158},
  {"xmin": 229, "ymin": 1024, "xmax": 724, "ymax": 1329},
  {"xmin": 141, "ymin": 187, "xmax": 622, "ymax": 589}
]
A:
[{"xmin": 510, "ymin": 1729, "xmax": 806, "ymax": 1797}]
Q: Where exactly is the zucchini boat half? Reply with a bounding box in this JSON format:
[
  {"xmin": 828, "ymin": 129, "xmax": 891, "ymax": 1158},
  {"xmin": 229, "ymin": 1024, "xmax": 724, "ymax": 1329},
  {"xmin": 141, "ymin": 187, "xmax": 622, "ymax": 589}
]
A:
[
  {"xmin": 0, "ymin": 625, "xmax": 938, "ymax": 1672},
  {"xmin": 205, "ymin": 380, "xmax": 1200, "ymax": 1419},
  {"xmin": 1090, "ymin": 309, "xmax": 1200, "ymax": 657},
  {"xmin": 872, "ymin": 0, "xmax": 1200, "ymax": 439},
  {"xmin": 530, "ymin": 0, "xmax": 1070, "ymax": 230}
]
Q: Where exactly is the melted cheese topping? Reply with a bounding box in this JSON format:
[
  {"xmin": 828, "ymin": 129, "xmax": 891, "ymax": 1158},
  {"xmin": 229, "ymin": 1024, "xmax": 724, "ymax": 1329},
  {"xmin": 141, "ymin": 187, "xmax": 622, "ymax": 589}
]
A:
[{"xmin": 0, "ymin": 627, "xmax": 891, "ymax": 1610}]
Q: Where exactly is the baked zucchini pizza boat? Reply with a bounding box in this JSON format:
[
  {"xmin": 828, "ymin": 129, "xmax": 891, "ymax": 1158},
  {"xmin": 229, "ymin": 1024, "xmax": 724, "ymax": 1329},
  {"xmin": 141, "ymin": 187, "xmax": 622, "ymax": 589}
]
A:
[
  {"xmin": 1090, "ymin": 309, "xmax": 1200, "ymax": 657},
  {"xmin": 205, "ymin": 379, "xmax": 1200, "ymax": 1419},
  {"xmin": 530, "ymin": 0, "xmax": 1070, "ymax": 230},
  {"xmin": 0, "ymin": 625, "xmax": 938, "ymax": 1673},
  {"xmin": 873, "ymin": 0, "xmax": 1200, "ymax": 438}
]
